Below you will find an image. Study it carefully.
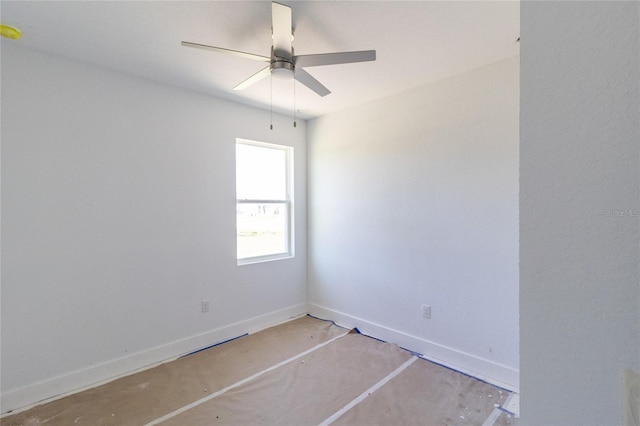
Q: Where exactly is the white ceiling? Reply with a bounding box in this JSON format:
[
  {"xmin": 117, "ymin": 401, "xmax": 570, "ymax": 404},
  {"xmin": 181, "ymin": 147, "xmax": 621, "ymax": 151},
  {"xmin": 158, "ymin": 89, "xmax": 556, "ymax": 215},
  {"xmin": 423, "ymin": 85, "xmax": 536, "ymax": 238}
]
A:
[{"xmin": 1, "ymin": 1, "xmax": 520, "ymax": 119}]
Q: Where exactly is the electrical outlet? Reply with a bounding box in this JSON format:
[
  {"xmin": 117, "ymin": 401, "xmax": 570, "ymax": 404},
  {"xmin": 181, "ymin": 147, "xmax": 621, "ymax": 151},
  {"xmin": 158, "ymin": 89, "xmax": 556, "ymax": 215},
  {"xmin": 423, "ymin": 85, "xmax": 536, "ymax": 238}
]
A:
[
  {"xmin": 201, "ymin": 300, "xmax": 210, "ymax": 313},
  {"xmin": 421, "ymin": 304, "xmax": 431, "ymax": 319}
]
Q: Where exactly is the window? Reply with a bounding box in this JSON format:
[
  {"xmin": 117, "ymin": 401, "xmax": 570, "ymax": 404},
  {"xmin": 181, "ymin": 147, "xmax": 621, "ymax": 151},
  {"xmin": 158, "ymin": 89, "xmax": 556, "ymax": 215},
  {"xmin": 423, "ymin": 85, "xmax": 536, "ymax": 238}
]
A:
[{"xmin": 236, "ymin": 139, "xmax": 293, "ymax": 264}]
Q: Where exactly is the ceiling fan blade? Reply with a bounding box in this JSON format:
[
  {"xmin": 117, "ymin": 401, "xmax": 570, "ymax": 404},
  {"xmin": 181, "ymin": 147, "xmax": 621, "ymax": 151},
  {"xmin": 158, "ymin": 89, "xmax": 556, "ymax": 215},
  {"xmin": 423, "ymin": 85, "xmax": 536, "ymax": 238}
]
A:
[
  {"xmin": 233, "ymin": 66, "xmax": 271, "ymax": 91},
  {"xmin": 294, "ymin": 68, "xmax": 330, "ymax": 97},
  {"xmin": 294, "ymin": 50, "xmax": 376, "ymax": 68},
  {"xmin": 272, "ymin": 2, "xmax": 292, "ymax": 59},
  {"xmin": 181, "ymin": 41, "xmax": 270, "ymax": 62}
]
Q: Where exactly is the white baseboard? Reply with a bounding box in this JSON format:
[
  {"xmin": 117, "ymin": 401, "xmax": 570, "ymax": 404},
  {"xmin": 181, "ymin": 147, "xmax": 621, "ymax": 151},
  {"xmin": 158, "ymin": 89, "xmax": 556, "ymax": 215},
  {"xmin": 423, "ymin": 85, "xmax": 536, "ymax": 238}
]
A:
[
  {"xmin": 307, "ymin": 303, "xmax": 519, "ymax": 393},
  {"xmin": 2, "ymin": 302, "xmax": 518, "ymax": 415},
  {"xmin": 1, "ymin": 303, "xmax": 307, "ymax": 415}
]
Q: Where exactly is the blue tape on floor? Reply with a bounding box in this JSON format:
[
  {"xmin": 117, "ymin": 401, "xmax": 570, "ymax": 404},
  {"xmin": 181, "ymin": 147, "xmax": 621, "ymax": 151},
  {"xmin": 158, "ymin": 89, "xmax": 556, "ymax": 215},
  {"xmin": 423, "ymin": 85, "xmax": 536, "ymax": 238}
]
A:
[
  {"xmin": 416, "ymin": 354, "xmax": 513, "ymax": 393},
  {"xmin": 497, "ymin": 406, "xmax": 516, "ymax": 416},
  {"xmin": 399, "ymin": 346, "xmax": 423, "ymax": 357},
  {"xmin": 306, "ymin": 313, "xmax": 346, "ymax": 330},
  {"xmin": 180, "ymin": 333, "xmax": 249, "ymax": 358}
]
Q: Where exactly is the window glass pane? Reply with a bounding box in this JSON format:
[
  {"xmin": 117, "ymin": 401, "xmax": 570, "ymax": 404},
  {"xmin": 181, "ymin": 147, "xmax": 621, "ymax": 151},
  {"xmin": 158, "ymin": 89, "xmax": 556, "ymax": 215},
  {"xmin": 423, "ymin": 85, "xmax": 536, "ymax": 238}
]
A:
[
  {"xmin": 237, "ymin": 203, "xmax": 288, "ymax": 259},
  {"xmin": 236, "ymin": 144, "xmax": 287, "ymax": 200},
  {"xmin": 236, "ymin": 139, "xmax": 293, "ymax": 263}
]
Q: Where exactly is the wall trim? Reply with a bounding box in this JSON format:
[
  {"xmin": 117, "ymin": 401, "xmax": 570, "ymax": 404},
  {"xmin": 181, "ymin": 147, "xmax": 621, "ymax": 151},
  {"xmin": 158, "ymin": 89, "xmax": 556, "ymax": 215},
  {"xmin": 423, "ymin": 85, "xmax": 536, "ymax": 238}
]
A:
[
  {"xmin": 1, "ymin": 303, "xmax": 307, "ymax": 416},
  {"xmin": 308, "ymin": 303, "xmax": 519, "ymax": 393}
]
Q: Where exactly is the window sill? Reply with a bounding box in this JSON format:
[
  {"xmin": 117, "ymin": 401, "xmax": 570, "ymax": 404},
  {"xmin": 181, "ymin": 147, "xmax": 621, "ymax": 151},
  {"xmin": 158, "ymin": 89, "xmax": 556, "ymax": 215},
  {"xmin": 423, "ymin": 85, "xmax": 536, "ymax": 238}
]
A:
[{"xmin": 237, "ymin": 253, "xmax": 294, "ymax": 266}]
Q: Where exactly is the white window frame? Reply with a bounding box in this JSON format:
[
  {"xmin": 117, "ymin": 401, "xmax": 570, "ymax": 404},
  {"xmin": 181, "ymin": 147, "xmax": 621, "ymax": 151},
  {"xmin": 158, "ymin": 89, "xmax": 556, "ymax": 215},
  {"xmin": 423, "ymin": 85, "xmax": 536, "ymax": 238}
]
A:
[{"xmin": 236, "ymin": 138, "xmax": 294, "ymax": 265}]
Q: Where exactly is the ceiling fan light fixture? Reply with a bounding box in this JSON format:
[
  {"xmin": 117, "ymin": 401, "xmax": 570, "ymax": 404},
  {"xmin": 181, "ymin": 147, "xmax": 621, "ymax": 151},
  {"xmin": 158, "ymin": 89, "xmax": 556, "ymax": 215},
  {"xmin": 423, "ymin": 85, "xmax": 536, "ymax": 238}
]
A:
[
  {"xmin": 271, "ymin": 67, "xmax": 294, "ymax": 80},
  {"xmin": 271, "ymin": 60, "xmax": 294, "ymax": 80}
]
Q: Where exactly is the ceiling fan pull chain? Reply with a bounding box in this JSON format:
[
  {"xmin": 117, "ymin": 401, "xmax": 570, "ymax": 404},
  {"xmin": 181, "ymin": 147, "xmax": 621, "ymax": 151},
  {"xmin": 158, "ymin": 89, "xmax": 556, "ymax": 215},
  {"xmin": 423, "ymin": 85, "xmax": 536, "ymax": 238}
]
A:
[
  {"xmin": 270, "ymin": 73, "xmax": 273, "ymax": 130},
  {"xmin": 292, "ymin": 40, "xmax": 297, "ymax": 128}
]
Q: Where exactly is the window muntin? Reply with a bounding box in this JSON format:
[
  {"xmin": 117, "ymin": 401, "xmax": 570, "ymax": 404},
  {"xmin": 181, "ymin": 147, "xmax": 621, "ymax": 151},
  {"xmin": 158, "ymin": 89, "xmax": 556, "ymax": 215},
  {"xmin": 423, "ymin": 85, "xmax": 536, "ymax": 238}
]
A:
[{"xmin": 236, "ymin": 139, "xmax": 293, "ymax": 264}]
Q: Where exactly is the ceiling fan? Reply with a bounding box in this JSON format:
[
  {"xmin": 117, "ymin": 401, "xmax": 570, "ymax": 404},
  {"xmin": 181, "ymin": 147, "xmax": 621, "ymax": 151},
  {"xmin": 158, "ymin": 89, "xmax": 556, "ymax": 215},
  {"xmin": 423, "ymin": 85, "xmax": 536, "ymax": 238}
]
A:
[{"xmin": 181, "ymin": 1, "xmax": 376, "ymax": 97}]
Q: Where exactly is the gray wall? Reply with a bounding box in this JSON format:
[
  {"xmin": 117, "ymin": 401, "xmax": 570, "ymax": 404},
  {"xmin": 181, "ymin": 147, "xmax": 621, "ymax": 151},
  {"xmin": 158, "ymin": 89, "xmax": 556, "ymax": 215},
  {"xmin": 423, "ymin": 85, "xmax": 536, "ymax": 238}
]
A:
[
  {"xmin": 1, "ymin": 44, "xmax": 307, "ymax": 411},
  {"xmin": 520, "ymin": 2, "xmax": 640, "ymax": 424},
  {"xmin": 308, "ymin": 57, "xmax": 520, "ymax": 390}
]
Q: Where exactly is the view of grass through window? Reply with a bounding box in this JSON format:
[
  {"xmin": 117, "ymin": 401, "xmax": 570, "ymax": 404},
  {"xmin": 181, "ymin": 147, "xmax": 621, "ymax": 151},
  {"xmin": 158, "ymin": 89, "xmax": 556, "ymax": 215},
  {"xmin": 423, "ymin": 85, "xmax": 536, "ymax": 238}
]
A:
[{"xmin": 236, "ymin": 140, "xmax": 292, "ymax": 263}]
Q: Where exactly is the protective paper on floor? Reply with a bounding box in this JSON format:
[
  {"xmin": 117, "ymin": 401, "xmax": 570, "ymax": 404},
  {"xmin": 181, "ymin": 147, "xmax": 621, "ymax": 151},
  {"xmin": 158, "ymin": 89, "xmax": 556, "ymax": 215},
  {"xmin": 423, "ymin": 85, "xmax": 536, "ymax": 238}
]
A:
[
  {"xmin": 0, "ymin": 316, "xmax": 346, "ymax": 426},
  {"xmin": 331, "ymin": 356, "xmax": 510, "ymax": 426},
  {"xmin": 2, "ymin": 316, "xmax": 517, "ymax": 426},
  {"xmin": 160, "ymin": 331, "xmax": 412, "ymax": 425}
]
